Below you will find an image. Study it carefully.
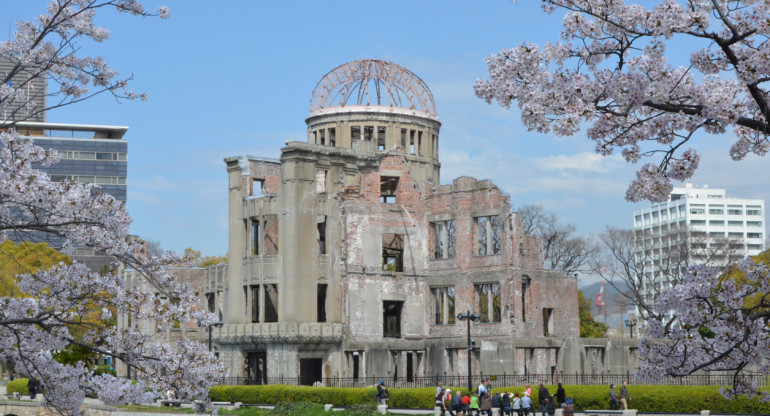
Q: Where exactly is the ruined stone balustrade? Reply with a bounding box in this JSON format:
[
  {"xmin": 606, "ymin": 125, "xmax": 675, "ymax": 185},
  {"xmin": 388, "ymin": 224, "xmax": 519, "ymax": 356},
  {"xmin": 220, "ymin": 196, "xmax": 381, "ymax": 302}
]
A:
[{"xmin": 214, "ymin": 322, "xmax": 344, "ymax": 344}]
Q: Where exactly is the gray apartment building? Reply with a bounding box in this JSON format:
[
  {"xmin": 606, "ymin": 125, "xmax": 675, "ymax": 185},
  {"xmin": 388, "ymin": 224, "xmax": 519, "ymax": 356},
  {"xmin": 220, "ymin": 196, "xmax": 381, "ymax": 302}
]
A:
[{"xmin": 2, "ymin": 58, "xmax": 128, "ymax": 269}]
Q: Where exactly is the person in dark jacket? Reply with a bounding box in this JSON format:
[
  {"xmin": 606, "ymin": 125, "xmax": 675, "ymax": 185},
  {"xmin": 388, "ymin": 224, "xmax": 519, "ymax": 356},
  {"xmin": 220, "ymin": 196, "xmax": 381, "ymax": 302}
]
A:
[
  {"xmin": 502, "ymin": 392, "xmax": 512, "ymax": 416},
  {"xmin": 492, "ymin": 392, "xmax": 503, "ymax": 410},
  {"xmin": 450, "ymin": 390, "xmax": 464, "ymax": 416},
  {"xmin": 27, "ymin": 377, "xmax": 39, "ymax": 399},
  {"xmin": 546, "ymin": 395, "xmax": 556, "ymax": 416},
  {"xmin": 609, "ymin": 384, "xmax": 618, "ymax": 410},
  {"xmin": 538, "ymin": 383, "xmax": 549, "ymax": 416},
  {"xmin": 555, "ymin": 383, "xmax": 565, "ymax": 406}
]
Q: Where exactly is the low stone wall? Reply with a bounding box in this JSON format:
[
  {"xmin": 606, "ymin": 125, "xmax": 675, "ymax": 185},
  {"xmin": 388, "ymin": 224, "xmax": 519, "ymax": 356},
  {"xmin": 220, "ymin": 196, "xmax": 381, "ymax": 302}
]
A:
[{"xmin": 0, "ymin": 401, "xmax": 184, "ymax": 416}]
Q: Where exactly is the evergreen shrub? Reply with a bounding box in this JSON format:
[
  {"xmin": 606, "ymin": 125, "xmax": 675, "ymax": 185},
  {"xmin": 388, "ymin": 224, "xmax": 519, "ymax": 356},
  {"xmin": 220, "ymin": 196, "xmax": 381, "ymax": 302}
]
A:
[
  {"xmin": 6, "ymin": 378, "xmax": 29, "ymax": 395},
  {"xmin": 208, "ymin": 384, "xmax": 770, "ymax": 414}
]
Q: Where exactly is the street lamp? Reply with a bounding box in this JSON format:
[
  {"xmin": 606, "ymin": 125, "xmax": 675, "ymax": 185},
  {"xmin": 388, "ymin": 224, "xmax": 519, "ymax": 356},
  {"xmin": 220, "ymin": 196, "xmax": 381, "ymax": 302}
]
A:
[
  {"xmin": 457, "ymin": 311, "xmax": 480, "ymax": 394},
  {"xmin": 628, "ymin": 317, "xmax": 637, "ymax": 339},
  {"xmin": 203, "ymin": 321, "xmax": 224, "ymax": 351}
]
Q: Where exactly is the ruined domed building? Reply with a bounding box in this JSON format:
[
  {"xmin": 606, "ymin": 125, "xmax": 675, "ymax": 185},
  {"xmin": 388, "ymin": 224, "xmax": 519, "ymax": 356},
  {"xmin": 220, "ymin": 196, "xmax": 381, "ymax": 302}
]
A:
[{"xmin": 205, "ymin": 60, "xmax": 610, "ymax": 385}]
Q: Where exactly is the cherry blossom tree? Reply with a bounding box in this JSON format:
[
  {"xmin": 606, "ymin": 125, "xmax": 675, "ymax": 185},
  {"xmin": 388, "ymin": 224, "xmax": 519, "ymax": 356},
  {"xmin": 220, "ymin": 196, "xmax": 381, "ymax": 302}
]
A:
[
  {"xmin": 475, "ymin": 0, "xmax": 770, "ymax": 202},
  {"xmin": 1, "ymin": 2, "xmax": 223, "ymax": 415},
  {"xmin": 638, "ymin": 260, "xmax": 770, "ymax": 401},
  {"xmin": 475, "ymin": 1, "xmax": 770, "ymax": 401}
]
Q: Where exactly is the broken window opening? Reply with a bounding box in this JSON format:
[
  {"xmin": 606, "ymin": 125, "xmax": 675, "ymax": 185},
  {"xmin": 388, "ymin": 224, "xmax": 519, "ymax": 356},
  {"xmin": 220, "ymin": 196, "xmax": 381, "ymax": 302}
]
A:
[
  {"xmin": 431, "ymin": 220, "xmax": 455, "ymax": 259},
  {"xmin": 522, "ymin": 276, "xmax": 531, "ymax": 322},
  {"xmin": 247, "ymin": 352, "xmax": 267, "ymax": 385},
  {"xmin": 475, "ymin": 283, "xmax": 501, "ymax": 323},
  {"xmin": 383, "ymin": 301, "xmax": 403, "ymax": 338},
  {"xmin": 543, "ymin": 308, "xmax": 554, "ymax": 337},
  {"xmin": 251, "ymin": 285, "xmax": 260, "ymax": 323},
  {"xmin": 352, "ymin": 353, "xmax": 360, "ymax": 380},
  {"xmin": 329, "ymin": 128, "xmax": 336, "ymax": 147},
  {"xmin": 264, "ymin": 283, "xmax": 278, "ymax": 322},
  {"xmin": 351, "ymin": 126, "xmax": 361, "ymax": 143},
  {"xmin": 417, "ymin": 131, "xmax": 423, "ymax": 155},
  {"xmin": 252, "ymin": 220, "xmax": 260, "ymax": 255},
  {"xmin": 380, "ymin": 176, "xmax": 398, "ymax": 204},
  {"xmin": 409, "ymin": 130, "xmax": 416, "ymax": 154},
  {"xmin": 252, "ymin": 179, "xmax": 264, "ymax": 197},
  {"xmin": 317, "ymin": 217, "xmax": 327, "ymax": 255},
  {"xmin": 382, "ymin": 233, "xmax": 404, "ymax": 272},
  {"xmin": 406, "ymin": 352, "xmax": 414, "ymax": 382},
  {"xmin": 364, "ymin": 125, "xmax": 374, "ymax": 141},
  {"xmin": 377, "ymin": 126, "xmax": 386, "ymax": 151},
  {"xmin": 317, "ymin": 283, "xmax": 327, "ymax": 323},
  {"xmin": 319, "ymin": 129, "xmax": 326, "ymax": 146},
  {"xmin": 431, "ymin": 286, "xmax": 456, "ymax": 325},
  {"xmin": 476, "ymin": 215, "xmax": 501, "ymax": 256},
  {"xmin": 264, "ymin": 215, "xmax": 279, "ymax": 255},
  {"xmin": 316, "ymin": 169, "xmax": 327, "ymax": 193},
  {"xmin": 206, "ymin": 293, "xmax": 215, "ymax": 313},
  {"xmin": 400, "ymin": 129, "xmax": 407, "ymax": 150}
]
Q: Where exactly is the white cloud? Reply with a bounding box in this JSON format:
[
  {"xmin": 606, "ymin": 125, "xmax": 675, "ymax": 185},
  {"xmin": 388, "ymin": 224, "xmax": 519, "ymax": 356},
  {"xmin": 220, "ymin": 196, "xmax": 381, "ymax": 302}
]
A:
[{"xmin": 534, "ymin": 152, "xmax": 620, "ymax": 173}]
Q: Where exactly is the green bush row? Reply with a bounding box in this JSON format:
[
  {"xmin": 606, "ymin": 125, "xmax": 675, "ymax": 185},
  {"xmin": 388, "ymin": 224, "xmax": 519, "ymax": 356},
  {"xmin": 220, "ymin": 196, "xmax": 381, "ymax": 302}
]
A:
[
  {"xmin": 6, "ymin": 378, "xmax": 29, "ymax": 395},
  {"xmin": 210, "ymin": 384, "xmax": 770, "ymax": 414}
]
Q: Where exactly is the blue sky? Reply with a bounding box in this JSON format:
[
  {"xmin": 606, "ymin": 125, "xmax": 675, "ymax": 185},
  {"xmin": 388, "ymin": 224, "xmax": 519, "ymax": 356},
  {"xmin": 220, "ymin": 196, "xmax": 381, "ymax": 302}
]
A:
[{"xmin": 4, "ymin": 1, "xmax": 769, "ymax": 256}]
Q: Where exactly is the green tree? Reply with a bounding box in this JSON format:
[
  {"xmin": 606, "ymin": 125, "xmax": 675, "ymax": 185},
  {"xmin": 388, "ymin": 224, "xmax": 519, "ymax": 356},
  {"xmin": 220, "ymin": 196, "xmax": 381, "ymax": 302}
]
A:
[
  {"xmin": 183, "ymin": 247, "xmax": 227, "ymax": 268},
  {"xmin": 578, "ymin": 290, "xmax": 607, "ymax": 338},
  {"xmin": 0, "ymin": 240, "xmax": 71, "ymax": 298}
]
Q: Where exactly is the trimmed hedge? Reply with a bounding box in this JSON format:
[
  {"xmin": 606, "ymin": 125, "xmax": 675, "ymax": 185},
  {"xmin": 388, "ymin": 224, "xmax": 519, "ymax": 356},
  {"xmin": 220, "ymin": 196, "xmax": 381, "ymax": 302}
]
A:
[
  {"xmin": 210, "ymin": 384, "xmax": 770, "ymax": 414},
  {"xmin": 6, "ymin": 378, "xmax": 29, "ymax": 395}
]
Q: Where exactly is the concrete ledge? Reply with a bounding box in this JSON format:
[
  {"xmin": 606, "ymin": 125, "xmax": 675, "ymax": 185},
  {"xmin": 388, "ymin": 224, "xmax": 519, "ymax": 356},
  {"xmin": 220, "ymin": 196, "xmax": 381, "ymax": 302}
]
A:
[
  {"xmin": 325, "ymin": 404, "xmax": 333, "ymax": 412},
  {"xmin": 377, "ymin": 404, "xmax": 388, "ymax": 414}
]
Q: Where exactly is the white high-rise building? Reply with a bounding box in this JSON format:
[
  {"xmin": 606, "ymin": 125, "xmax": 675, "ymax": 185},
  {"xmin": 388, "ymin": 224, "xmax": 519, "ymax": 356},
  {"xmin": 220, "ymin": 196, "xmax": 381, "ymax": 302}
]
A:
[{"xmin": 632, "ymin": 183, "xmax": 765, "ymax": 314}]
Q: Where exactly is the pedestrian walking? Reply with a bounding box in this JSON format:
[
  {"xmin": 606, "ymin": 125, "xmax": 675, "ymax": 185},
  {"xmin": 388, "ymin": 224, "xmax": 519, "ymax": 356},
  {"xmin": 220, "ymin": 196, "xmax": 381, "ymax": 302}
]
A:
[
  {"xmin": 619, "ymin": 381, "xmax": 631, "ymax": 410},
  {"xmin": 609, "ymin": 384, "xmax": 618, "ymax": 410}
]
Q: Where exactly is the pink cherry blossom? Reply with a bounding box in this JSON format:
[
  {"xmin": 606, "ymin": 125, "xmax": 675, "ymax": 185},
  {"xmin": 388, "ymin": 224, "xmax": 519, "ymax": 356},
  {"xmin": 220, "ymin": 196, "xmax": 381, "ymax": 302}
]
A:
[{"xmin": 477, "ymin": 0, "xmax": 770, "ymax": 202}]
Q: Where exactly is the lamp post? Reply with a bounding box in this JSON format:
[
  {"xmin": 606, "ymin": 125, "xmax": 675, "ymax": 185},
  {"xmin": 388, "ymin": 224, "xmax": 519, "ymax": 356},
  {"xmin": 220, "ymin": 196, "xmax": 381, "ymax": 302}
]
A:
[
  {"xmin": 204, "ymin": 321, "xmax": 224, "ymax": 351},
  {"xmin": 628, "ymin": 317, "xmax": 637, "ymax": 338},
  {"xmin": 457, "ymin": 311, "xmax": 480, "ymax": 394}
]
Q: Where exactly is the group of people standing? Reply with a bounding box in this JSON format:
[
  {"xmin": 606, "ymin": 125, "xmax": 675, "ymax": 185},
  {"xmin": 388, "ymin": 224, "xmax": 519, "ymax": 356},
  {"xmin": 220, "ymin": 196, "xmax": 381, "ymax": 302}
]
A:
[{"xmin": 435, "ymin": 380, "xmax": 568, "ymax": 416}]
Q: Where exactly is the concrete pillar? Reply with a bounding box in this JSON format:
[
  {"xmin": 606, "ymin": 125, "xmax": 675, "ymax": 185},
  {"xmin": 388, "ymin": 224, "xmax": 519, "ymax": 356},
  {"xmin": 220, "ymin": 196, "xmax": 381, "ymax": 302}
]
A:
[
  {"xmin": 325, "ymin": 404, "xmax": 333, "ymax": 412},
  {"xmin": 491, "ymin": 408, "xmax": 500, "ymax": 416},
  {"xmin": 622, "ymin": 411, "xmax": 637, "ymax": 416},
  {"xmin": 700, "ymin": 411, "xmax": 710, "ymax": 416},
  {"xmin": 377, "ymin": 405, "xmax": 388, "ymax": 414},
  {"xmin": 225, "ymin": 159, "xmax": 247, "ymax": 324}
]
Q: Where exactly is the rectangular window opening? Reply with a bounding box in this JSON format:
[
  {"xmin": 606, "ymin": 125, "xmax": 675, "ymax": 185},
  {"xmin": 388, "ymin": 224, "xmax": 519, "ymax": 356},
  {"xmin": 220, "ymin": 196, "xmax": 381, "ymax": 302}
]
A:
[
  {"xmin": 475, "ymin": 283, "xmax": 501, "ymax": 323},
  {"xmin": 409, "ymin": 130, "xmax": 416, "ymax": 154},
  {"xmin": 319, "ymin": 129, "xmax": 326, "ymax": 146},
  {"xmin": 264, "ymin": 284, "xmax": 278, "ymax": 322},
  {"xmin": 352, "ymin": 353, "xmax": 360, "ymax": 380},
  {"xmin": 476, "ymin": 215, "xmax": 501, "ymax": 255},
  {"xmin": 317, "ymin": 283, "xmax": 327, "ymax": 323},
  {"xmin": 382, "ymin": 233, "xmax": 404, "ymax": 272},
  {"xmin": 383, "ymin": 301, "xmax": 403, "ymax": 338},
  {"xmin": 329, "ymin": 128, "xmax": 336, "ymax": 147},
  {"xmin": 317, "ymin": 217, "xmax": 327, "ymax": 255},
  {"xmin": 251, "ymin": 285, "xmax": 260, "ymax": 323},
  {"xmin": 252, "ymin": 179, "xmax": 264, "ymax": 197},
  {"xmin": 377, "ymin": 126, "xmax": 386, "ymax": 151},
  {"xmin": 431, "ymin": 286, "xmax": 456, "ymax": 325},
  {"xmin": 364, "ymin": 126, "xmax": 374, "ymax": 141},
  {"xmin": 252, "ymin": 220, "xmax": 260, "ymax": 255},
  {"xmin": 400, "ymin": 129, "xmax": 407, "ymax": 150},
  {"xmin": 543, "ymin": 308, "xmax": 554, "ymax": 336},
  {"xmin": 417, "ymin": 131, "xmax": 422, "ymax": 155},
  {"xmin": 380, "ymin": 176, "xmax": 398, "ymax": 204},
  {"xmin": 431, "ymin": 220, "xmax": 455, "ymax": 259},
  {"xmin": 522, "ymin": 276, "xmax": 531, "ymax": 322},
  {"xmin": 351, "ymin": 126, "xmax": 361, "ymax": 142}
]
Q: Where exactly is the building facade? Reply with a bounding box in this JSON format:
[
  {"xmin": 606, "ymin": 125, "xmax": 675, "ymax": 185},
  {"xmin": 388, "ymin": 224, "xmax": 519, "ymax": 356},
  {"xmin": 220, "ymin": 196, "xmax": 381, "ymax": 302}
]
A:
[
  {"xmin": 632, "ymin": 183, "xmax": 766, "ymax": 312},
  {"xmin": 206, "ymin": 60, "xmax": 593, "ymax": 385},
  {"xmin": 2, "ymin": 62, "xmax": 129, "ymax": 269}
]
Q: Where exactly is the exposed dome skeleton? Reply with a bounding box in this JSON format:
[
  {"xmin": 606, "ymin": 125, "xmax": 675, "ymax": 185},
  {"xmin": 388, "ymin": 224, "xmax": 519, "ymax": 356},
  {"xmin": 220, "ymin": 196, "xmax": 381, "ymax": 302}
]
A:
[{"xmin": 310, "ymin": 59, "xmax": 437, "ymax": 116}]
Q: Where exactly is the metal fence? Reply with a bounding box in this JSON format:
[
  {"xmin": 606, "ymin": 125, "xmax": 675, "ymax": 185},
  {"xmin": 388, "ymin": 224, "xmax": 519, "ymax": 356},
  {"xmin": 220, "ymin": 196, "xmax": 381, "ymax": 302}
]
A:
[{"xmin": 214, "ymin": 372, "xmax": 769, "ymax": 389}]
